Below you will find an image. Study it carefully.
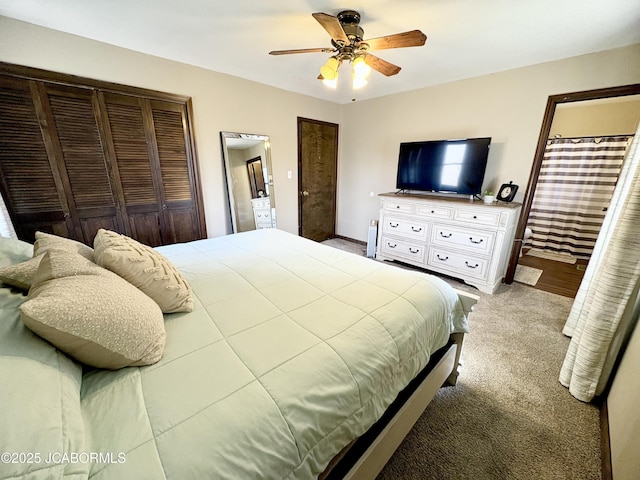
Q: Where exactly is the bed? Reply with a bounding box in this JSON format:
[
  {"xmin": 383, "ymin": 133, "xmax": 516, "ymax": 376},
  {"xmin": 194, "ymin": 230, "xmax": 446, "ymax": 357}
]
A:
[{"xmin": 0, "ymin": 228, "xmax": 476, "ymax": 479}]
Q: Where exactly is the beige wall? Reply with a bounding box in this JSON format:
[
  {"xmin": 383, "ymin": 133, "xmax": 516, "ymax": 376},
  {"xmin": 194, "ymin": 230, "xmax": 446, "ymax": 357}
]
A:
[
  {"xmin": 2, "ymin": 16, "xmax": 639, "ymax": 242},
  {"xmin": 608, "ymin": 293, "xmax": 640, "ymax": 480},
  {"xmin": 0, "ymin": 16, "xmax": 339, "ymax": 237},
  {"xmin": 550, "ymin": 96, "xmax": 640, "ymax": 137},
  {"xmin": 337, "ymin": 45, "xmax": 640, "ymax": 241}
]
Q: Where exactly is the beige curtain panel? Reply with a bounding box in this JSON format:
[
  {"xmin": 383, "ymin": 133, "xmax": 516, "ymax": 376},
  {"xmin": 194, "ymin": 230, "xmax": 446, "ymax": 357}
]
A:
[{"xmin": 560, "ymin": 127, "xmax": 640, "ymax": 402}]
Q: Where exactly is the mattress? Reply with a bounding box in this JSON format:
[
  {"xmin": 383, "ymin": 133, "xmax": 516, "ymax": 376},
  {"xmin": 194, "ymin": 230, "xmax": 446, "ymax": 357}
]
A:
[{"xmin": 0, "ymin": 229, "xmax": 468, "ymax": 479}]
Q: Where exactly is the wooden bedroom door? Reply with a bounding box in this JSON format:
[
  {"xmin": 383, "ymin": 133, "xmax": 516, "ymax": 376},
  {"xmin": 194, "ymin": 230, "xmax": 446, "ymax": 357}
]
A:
[{"xmin": 297, "ymin": 117, "xmax": 338, "ymax": 242}]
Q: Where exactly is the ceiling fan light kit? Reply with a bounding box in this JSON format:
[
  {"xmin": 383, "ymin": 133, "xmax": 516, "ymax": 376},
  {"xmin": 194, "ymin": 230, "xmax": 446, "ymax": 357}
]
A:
[{"xmin": 269, "ymin": 10, "xmax": 427, "ymax": 90}]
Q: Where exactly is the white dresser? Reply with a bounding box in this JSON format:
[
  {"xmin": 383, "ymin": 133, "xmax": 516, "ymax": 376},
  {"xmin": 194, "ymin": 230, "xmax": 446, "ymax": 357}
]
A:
[
  {"xmin": 251, "ymin": 197, "xmax": 273, "ymax": 229},
  {"xmin": 375, "ymin": 193, "xmax": 521, "ymax": 294}
]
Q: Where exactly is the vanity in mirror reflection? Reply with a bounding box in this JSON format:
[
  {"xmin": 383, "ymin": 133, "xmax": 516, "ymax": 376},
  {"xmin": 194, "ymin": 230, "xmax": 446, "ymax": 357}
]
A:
[{"xmin": 220, "ymin": 132, "xmax": 276, "ymax": 232}]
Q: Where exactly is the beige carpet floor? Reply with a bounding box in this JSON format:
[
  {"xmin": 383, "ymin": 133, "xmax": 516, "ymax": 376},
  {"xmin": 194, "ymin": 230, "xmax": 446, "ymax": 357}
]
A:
[{"xmin": 322, "ymin": 238, "xmax": 602, "ymax": 480}]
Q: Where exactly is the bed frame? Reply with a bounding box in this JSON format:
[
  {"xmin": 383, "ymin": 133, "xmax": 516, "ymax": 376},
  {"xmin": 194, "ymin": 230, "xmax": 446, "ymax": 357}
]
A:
[{"xmin": 322, "ymin": 289, "xmax": 478, "ymax": 479}]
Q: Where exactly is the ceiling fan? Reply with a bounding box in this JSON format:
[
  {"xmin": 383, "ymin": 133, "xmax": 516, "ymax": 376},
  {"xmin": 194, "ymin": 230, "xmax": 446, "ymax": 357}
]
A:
[{"xmin": 269, "ymin": 10, "xmax": 427, "ymax": 88}]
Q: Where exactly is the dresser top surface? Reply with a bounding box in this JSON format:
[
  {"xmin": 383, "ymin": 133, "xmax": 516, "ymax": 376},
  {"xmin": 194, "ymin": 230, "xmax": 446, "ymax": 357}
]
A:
[{"xmin": 379, "ymin": 192, "xmax": 522, "ymax": 210}]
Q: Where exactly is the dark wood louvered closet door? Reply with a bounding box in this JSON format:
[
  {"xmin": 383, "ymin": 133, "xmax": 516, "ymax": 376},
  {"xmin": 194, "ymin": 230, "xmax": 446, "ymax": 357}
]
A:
[
  {"xmin": 0, "ymin": 75, "xmax": 73, "ymax": 240},
  {"xmin": 42, "ymin": 83, "xmax": 123, "ymax": 242},
  {"xmin": 100, "ymin": 92, "xmax": 165, "ymax": 246},
  {"xmin": 99, "ymin": 94, "xmax": 203, "ymax": 246},
  {"xmin": 0, "ymin": 62, "xmax": 206, "ymax": 247},
  {"xmin": 151, "ymin": 100, "xmax": 202, "ymax": 245}
]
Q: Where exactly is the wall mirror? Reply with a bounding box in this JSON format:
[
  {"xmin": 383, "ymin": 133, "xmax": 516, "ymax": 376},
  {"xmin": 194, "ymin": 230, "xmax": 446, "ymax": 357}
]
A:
[{"xmin": 220, "ymin": 131, "xmax": 276, "ymax": 233}]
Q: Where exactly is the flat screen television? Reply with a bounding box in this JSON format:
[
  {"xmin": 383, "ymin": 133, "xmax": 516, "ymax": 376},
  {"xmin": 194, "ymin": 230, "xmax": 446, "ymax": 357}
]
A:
[{"xmin": 395, "ymin": 137, "xmax": 491, "ymax": 196}]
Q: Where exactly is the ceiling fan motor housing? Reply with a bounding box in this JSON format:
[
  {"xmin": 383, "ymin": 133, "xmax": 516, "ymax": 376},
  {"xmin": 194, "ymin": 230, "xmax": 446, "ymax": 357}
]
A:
[{"xmin": 337, "ymin": 10, "xmax": 364, "ymax": 43}]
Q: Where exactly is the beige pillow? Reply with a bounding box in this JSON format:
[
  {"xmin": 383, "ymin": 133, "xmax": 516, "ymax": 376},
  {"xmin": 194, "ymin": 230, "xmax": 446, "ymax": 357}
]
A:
[
  {"xmin": 1, "ymin": 232, "xmax": 94, "ymax": 290},
  {"xmin": 20, "ymin": 250, "xmax": 166, "ymax": 370},
  {"xmin": 0, "ymin": 254, "xmax": 43, "ymax": 290},
  {"xmin": 93, "ymin": 229, "xmax": 192, "ymax": 313},
  {"xmin": 34, "ymin": 231, "xmax": 94, "ymax": 261}
]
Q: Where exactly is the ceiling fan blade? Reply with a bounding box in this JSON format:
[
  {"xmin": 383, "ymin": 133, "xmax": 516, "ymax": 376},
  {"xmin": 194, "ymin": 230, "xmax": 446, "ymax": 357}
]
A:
[
  {"xmin": 312, "ymin": 12, "xmax": 349, "ymax": 45},
  {"xmin": 362, "ymin": 53, "xmax": 401, "ymax": 76},
  {"xmin": 269, "ymin": 47, "xmax": 331, "ymax": 55},
  {"xmin": 360, "ymin": 30, "xmax": 427, "ymax": 51}
]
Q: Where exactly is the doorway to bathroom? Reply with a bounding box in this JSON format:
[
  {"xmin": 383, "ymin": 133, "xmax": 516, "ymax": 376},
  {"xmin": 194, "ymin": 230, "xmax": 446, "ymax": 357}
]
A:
[{"xmin": 513, "ymin": 93, "xmax": 640, "ymax": 298}]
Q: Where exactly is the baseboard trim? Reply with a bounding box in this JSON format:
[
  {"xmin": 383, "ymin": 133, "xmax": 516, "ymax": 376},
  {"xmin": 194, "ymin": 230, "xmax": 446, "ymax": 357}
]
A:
[
  {"xmin": 334, "ymin": 234, "xmax": 366, "ymax": 245},
  {"xmin": 601, "ymin": 400, "xmax": 613, "ymax": 480}
]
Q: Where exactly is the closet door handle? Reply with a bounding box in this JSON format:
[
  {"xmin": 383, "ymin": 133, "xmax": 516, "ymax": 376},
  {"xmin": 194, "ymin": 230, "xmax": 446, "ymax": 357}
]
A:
[
  {"xmin": 465, "ymin": 261, "xmax": 479, "ymax": 269},
  {"xmin": 469, "ymin": 237, "xmax": 483, "ymax": 244}
]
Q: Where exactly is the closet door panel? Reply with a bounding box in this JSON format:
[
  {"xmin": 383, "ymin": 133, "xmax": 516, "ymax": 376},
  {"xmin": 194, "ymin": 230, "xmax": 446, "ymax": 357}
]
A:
[
  {"xmin": 165, "ymin": 205, "xmax": 199, "ymax": 244},
  {"xmin": 127, "ymin": 210, "xmax": 163, "ymax": 247},
  {"xmin": 43, "ymin": 84, "xmax": 122, "ymax": 241},
  {"xmin": 1, "ymin": 63, "xmax": 207, "ymax": 247},
  {"xmin": 0, "ymin": 75, "xmax": 70, "ymax": 241},
  {"xmin": 101, "ymin": 93, "xmax": 163, "ymax": 243},
  {"xmin": 150, "ymin": 100, "xmax": 202, "ymax": 243}
]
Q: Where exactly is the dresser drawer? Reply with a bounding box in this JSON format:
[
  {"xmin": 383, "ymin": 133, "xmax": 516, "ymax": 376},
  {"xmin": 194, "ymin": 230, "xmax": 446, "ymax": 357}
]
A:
[
  {"xmin": 380, "ymin": 236, "xmax": 426, "ymax": 262},
  {"xmin": 415, "ymin": 204, "xmax": 453, "ymax": 220},
  {"xmin": 427, "ymin": 247, "xmax": 489, "ymax": 280},
  {"xmin": 381, "ymin": 215, "xmax": 429, "ymax": 241},
  {"xmin": 382, "ymin": 199, "xmax": 414, "ymax": 214},
  {"xmin": 432, "ymin": 224, "xmax": 495, "ymax": 255},
  {"xmin": 251, "ymin": 199, "xmax": 270, "ymax": 209},
  {"xmin": 254, "ymin": 208, "xmax": 271, "ymax": 220},
  {"xmin": 454, "ymin": 208, "xmax": 500, "ymax": 227}
]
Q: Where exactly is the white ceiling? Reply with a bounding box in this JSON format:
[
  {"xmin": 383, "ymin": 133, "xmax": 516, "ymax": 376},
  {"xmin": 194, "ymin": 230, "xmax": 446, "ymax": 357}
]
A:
[{"xmin": 1, "ymin": 0, "xmax": 639, "ymax": 104}]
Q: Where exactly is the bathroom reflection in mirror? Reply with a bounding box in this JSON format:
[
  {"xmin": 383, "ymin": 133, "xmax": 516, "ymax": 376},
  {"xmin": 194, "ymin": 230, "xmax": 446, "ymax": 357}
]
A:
[{"xmin": 220, "ymin": 132, "xmax": 276, "ymax": 233}]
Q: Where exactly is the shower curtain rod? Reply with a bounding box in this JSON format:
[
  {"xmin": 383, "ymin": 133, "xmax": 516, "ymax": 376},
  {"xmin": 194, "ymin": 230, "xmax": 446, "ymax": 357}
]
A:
[{"xmin": 550, "ymin": 133, "xmax": 635, "ymax": 141}]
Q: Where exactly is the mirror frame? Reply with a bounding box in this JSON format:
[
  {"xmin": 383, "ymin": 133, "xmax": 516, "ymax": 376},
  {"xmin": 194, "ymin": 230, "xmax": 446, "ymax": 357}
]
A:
[{"xmin": 220, "ymin": 131, "xmax": 276, "ymax": 233}]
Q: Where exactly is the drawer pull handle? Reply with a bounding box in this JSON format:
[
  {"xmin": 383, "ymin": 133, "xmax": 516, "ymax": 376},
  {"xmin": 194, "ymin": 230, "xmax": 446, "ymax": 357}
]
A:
[
  {"xmin": 469, "ymin": 237, "xmax": 483, "ymax": 244},
  {"xmin": 409, "ymin": 248, "xmax": 420, "ymax": 254},
  {"xmin": 411, "ymin": 226, "xmax": 422, "ymax": 232},
  {"xmin": 396, "ymin": 205, "xmax": 401, "ymax": 209},
  {"xmin": 465, "ymin": 261, "xmax": 479, "ymax": 269},
  {"xmin": 387, "ymin": 243, "xmax": 397, "ymax": 248},
  {"xmin": 431, "ymin": 210, "xmax": 435, "ymax": 214},
  {"xmin": 389, "ymin": 222, "xmax": 399, "ymax": 228},
  {"xmin": 436, "ymin": 254, "xmax": 449, "ymax": 261},
  {"xmin": 439, "ymin": 232, "xmax": 452, "ymax": 238},
  {"xmin": 473, "ymin": 215, "xmax": 478, "ymax": 219}
]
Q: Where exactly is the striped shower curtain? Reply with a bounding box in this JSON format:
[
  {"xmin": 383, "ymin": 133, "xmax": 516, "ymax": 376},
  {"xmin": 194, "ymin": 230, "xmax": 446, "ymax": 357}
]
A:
[
  {"xmin": 525, "ymin": 136, "xmax": 632, "ymax": 258},
  {"xmin": 560, "ymin": 123, "xmax": 640, "ymax": 402}
]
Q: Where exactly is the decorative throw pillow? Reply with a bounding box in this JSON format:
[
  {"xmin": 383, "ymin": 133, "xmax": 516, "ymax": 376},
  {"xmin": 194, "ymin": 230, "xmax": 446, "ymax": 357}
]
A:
[
  {"xmin": 93, "ymin": 229, "xmax": 193, "ymax": 313},
  {"xmin": 0, "ymin": 236, "xmax": 34, "ymax": 268},
  {"xmin": 20, "ymin": 249, "xmax": 166, "ymax": 370},
  {"xmin": 0, "ymin": 232, "xmax": 94, "ymax": 291},
  {"xmin": 0, "ymin": 255, "xmax": 43, "ymax": 290},
  {"xmin": 33, "ymin": 231, "xmax": 94, "ymax": 261}
]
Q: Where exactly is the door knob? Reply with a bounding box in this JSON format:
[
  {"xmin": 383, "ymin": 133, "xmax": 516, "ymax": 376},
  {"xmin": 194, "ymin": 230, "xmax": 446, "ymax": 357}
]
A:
[{"xmin": 301, "ymin": 191, "xmax": 310, "ymax": 196}]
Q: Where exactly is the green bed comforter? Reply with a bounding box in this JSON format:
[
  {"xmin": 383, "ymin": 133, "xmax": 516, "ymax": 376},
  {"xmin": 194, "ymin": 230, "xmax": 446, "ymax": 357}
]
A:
[{"xmin": 1, "ymin": 229, "xmax": 468, "ymax": 479}]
